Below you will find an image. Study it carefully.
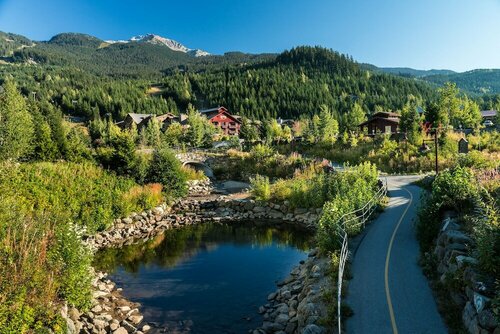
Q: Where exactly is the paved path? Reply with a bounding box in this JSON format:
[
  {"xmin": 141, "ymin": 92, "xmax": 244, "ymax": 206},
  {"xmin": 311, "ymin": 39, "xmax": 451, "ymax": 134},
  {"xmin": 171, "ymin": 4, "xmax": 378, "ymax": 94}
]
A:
[{"xmin": 346, "ymin": 176, "xmax": 447, "ymax": 334}]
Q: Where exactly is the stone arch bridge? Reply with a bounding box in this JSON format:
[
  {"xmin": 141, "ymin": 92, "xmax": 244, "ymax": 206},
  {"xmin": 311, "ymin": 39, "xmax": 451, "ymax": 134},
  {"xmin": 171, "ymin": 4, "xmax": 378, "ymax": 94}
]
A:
[{"xmin": 176, "ymin": 152, "xmax": 215, "ymax": 179}]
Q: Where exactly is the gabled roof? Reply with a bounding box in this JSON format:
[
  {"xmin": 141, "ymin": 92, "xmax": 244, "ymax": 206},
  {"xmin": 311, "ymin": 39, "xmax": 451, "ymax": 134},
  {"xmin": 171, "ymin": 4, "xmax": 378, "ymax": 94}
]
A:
[
  {"xmin": 127, "ymin": 113, "xmax": 153, "ymax": 124},
  {"xmin": 371, "ymin": 111, "xmax": 400, "ymax": 118},
  {"xmin": 359, "ymin": 117, "xmax": 400, "ymax": 127},
  {"xmin": 481, "ymin": 110, "xmax": 497, "ymax": 117},
  {"xmin": 200, "ymin": 106, "xmax": 228, "ymax": 114},
  {"xmin": 199, "ymin": 106, "xmax": 242, "ymax": 123}
]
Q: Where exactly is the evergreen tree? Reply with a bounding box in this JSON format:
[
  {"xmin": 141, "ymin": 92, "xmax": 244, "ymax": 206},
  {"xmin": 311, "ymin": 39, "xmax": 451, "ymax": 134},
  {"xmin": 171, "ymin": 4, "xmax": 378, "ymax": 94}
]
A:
[
  {"xmin": 400, "ymin": 102, "xmax": 422, "ymax": 145},
  {"xmin": 0, "ymin": 79, "xmax": 34, "ymax": 160},
  {"xmin": 239, "ymin": 117, "xmax": 260, "ymax": 142},
  {"xmin": 144, "ymin": 117, "xmax": 162, "ymax": 147},
  {"xmin": 31, "ymin": 104, "xmax": 58, "ymax": 161},
  {"xmin": 318, "ymin": 105, "xmax": 339, "ymax": 144},
  {"xmin": 345, "ymin": 102, "xmax": 366, "ymax": 133}
]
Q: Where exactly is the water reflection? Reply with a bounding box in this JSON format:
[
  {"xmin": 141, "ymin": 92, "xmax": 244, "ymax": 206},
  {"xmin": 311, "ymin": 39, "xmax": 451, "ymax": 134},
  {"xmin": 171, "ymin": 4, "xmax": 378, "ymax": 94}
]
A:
[{"xmin": 93, "ymin": 222, "xmax": 312, "ymax": 334}]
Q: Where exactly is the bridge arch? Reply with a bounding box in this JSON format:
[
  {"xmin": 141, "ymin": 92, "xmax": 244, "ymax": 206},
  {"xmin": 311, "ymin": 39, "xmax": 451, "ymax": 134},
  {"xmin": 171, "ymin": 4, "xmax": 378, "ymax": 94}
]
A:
[{"xmin": 182, "ymin": 161, "xmax": 215, "ymax": 179}]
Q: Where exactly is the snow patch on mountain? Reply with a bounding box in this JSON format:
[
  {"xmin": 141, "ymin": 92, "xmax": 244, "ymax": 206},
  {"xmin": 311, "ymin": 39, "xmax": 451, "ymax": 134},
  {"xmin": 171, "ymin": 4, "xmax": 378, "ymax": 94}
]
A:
[{"xmin": 106, "ymin": 34, "xmax": 210, "ymax": 57}]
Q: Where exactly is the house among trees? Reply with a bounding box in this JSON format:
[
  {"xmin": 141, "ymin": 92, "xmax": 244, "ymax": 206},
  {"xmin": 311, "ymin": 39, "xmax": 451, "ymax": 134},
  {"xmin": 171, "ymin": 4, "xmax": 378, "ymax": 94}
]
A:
[
  {"xmin": 358, "ymin": 111, "xmax": 401, "ymax": 135},
  {"xmin": 199, "ymin": 106, "xmax": 242, "ymax": 135},
  {"xmin": 480, "ymin": 110, "xmax": 497, "ymax": 121},
  {"xmin": 118, "ymin": 112, "xmax": 187, "ymax": 131}
]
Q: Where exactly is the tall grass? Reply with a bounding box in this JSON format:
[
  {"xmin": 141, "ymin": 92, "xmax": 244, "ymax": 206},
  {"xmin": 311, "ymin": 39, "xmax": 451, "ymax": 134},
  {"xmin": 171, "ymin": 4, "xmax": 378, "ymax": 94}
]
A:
[{"xmin": 0, "ymin": 161, "xmax": 165, "ymax": 332}]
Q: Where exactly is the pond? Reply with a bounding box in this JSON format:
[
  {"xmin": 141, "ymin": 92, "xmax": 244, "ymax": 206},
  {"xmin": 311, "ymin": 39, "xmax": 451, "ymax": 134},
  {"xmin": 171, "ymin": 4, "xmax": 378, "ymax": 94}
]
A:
[{"xmin": 93, "ymin": 222, "xmax": 312, "ymax": 334}]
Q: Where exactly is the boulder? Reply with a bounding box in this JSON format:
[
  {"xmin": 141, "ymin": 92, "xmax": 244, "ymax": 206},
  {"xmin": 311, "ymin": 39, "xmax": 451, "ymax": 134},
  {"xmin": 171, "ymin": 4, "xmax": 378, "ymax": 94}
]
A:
[
  {"xmin": 301, "ymin": 324, "xmax": 323, "ymax": 334},
  {"xmin": 478, "ymin": 309, "xmax": 498, "ymax": 330},
  {"xmin": 474, "ymin": 292, "xmax": 491, "ymax": 313},
  {"xmin": 113, "ymin": 328, "xmax": 128, "ymax": 334}
]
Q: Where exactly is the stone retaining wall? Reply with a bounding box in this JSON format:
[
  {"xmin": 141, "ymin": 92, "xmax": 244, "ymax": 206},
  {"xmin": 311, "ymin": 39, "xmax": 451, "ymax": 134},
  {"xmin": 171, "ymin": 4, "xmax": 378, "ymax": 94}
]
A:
[
  {"xmin": 187, "ymin": 179, "xmax": 213, "ymax": 195},
  {"xmin": 432, "ymin": 212, "xmax": 498, "ymax": 334},
  {"xmin": 86, "ymin": 198, "xmax": 321, "ymax": 251},
  {"xmin": 252, "ymin": 248, "xmax": 328, "ymax": 334}
]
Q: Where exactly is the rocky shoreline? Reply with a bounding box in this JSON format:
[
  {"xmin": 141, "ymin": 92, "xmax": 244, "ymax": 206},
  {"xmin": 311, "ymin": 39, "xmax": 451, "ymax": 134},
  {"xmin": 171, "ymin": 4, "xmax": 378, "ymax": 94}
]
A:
[
  {"xmin": 85, "ymin": 197, "xmax": 321, "ymax": 251},
  {"xmin": 62, "ymin": 270, "xmax": 149, "ymax": 334},
  {"xmin": 252, "ymin": 248, "xmax": 329, "ymax": 334}
]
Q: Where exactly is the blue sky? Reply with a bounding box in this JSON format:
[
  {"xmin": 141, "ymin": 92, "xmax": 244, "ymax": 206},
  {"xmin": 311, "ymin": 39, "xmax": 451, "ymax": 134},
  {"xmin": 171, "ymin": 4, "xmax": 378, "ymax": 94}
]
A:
[{"xmin": 0, "ymin": 0, "xmax": 499, "ymax": 72}]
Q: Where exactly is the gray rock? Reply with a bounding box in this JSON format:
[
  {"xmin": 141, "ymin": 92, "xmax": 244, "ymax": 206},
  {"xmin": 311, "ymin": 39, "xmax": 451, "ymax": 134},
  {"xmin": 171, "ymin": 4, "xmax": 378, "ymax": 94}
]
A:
[
  {"xmin": 109, "ymin": 320, "xmax": 120, "ymax": 331},
  {"xmin": 456, "ymin": 255, "xmax": 478, "ymax": 269},
  {"xmin": 301, "ymin": 324, "xmax": 323, "ymax": 334},
  {"xmin": 285, "ymin": 322, "xmax": 297, "ymax": 334},
  {"xmin": 112, "ymin": 328, "xmax": 128, "ymax": 334},
  {"xmin": 474, "ymin": 292, "xmax": 490, "ymax": 313},
  {"xmin": 268, "ymin": 292, "xmax": 277, "ymax": 301},
  {"xmin": 262, "ymin": 321, "xmax": 285, "ymax": 333},
  {"xmin": 122, "ymin": 217, "xmax": 133, "ymax": 224},
  {"xmin": 478, "ymin": 309, "xmax": 497, "ymax": 329},
  {"xmin": 92, "ymin": 319, "xmax": 107, "ymax": 330},
  {"xmin": 253, "ymin": 206, "xmax": 266, "ymax": 213},
  {"xmin": 275, "ymin": 313, "xmax": 289, "ymax": 325},
  {"xmin": 121, "ymin": 320, "xmax": 136, "ymax": 332},
  {"xmin": 128, "ymin": 314, "xmax": 144, "ymax": 325}
]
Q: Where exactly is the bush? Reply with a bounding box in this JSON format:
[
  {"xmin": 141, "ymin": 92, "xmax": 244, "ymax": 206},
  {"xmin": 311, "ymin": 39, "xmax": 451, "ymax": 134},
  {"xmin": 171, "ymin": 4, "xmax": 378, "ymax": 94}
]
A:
[
  {"xmin": 317, "ymin": 163, "xmax": 379, "ymax": 251},
  {"xmin": 0, "ymin": 203, "xmax": 67, "ymax": 333},
  {"xmin": 431, "ymin": 166, "xmax": 478, "ymax": 213},
  {"xmin": 147, "ymin": 148, "xmax": 188, "ymax": 198},
  {"xmin": 250, "ymin": 174, "xmax": 271, "ymax": 201},
  {"xmin": 50, "ymin": 222, "xmax": 92, "ymax": 310},
  {"xmin": 181, "ymin": 165, "xmax": 208, "ymax": 181}
]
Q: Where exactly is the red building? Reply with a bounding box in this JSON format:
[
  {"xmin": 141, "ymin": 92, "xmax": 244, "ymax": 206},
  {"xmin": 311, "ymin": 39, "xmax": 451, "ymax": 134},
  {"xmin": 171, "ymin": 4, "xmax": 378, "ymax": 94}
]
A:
[
  {"xmin": 358, "ymin": 112, "xmax": 400, "ymax": 135},
  {"xmin": 200, "ymin": 106, "xmax": 242, "ymax": 135}
]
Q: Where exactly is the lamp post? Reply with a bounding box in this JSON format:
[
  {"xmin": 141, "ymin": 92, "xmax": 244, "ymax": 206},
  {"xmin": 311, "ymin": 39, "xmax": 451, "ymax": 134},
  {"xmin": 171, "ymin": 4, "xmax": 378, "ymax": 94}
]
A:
[{"xmin": 420, "ymin": 128, "xmax": 439, "ymax": 175}]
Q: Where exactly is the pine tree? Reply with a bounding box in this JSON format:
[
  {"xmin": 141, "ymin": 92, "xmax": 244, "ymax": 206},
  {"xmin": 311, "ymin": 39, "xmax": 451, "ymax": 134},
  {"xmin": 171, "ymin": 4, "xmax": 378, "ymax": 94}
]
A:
[{"xmin": 0, "ymin": 79, "xmax": 34, "ymax": 160}]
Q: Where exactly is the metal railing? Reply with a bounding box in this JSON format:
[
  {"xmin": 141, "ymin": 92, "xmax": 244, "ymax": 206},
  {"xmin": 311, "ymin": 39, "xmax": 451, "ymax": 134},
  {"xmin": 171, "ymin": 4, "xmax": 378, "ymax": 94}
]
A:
[{"xmin": 336, "ymin": 178, "xmax": 387, "ymax": 334}]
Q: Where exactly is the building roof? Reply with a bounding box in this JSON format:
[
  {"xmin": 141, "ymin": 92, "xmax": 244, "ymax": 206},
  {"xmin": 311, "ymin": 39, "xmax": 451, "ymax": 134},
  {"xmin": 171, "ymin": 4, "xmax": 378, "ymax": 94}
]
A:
[
  {"xmin": 200, "ymin": 106, "xmax": 228, "ymax": 114},
  {"xmin": 199, "ymin": 106, "xmax": 242, "ymax": 123},
  {"xmin": 481, "ymin": 110, "xmax": 497, "ymax": 118},
  {"xmin": 358, "ymin": 117, "xmax": 400, "ymax": 127},
  {"xmin": 371, "ymin": 111, "xmax": 400, "ymax": 118},
  {"xmin": 127, "ymin": 113, "xmax": 153, "ymax": 124}
]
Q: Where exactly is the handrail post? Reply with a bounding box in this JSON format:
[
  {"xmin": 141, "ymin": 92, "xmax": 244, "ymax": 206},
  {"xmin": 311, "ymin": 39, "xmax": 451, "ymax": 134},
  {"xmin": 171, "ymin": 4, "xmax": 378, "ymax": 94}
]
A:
[{"xmin": 335, "ymin": 181, "xmax": 386, "ymax": 334}]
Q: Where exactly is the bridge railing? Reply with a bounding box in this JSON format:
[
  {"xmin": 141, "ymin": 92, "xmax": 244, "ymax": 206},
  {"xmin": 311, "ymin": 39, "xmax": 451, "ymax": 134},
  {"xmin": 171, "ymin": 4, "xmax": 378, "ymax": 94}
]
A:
[{"xmin": 336, "ymin": 178, "xmax": 387, "ymax": 334}]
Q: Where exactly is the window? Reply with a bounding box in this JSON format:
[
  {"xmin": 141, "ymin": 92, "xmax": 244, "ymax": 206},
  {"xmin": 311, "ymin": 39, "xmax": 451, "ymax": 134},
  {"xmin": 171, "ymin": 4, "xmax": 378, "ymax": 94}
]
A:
[{"xmin": 385, "ymin": 125, "xmax": 392, "ymax": 133}]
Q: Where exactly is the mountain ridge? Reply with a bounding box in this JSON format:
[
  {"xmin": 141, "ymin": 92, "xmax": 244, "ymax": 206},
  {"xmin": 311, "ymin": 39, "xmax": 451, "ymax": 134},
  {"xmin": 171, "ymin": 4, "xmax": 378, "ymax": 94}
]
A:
[{"xmin": 1, "ymin": 30, "xmax": 499, "ymax": 95}]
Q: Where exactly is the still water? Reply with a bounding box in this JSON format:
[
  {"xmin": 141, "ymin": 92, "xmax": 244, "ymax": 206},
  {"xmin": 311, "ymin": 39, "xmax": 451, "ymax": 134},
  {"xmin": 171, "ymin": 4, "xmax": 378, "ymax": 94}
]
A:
[{"xmin": 94, "ymin": 222, "xmax": 312, "ymax": 334}]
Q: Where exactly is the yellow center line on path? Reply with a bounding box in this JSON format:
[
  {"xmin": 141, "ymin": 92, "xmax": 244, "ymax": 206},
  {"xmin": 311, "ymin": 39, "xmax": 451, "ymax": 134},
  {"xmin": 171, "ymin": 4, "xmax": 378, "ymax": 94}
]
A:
[{"xmin": 384, "ymin": 186, "xmax": 413, "ymax": 334}]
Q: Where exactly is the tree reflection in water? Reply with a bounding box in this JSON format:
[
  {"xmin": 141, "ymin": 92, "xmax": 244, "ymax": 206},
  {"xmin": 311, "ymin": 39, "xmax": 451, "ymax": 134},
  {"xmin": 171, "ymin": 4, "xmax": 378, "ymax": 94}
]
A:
[{"xmin": 93, "ymin": 222, "xmax": 313, "ymax": 274}]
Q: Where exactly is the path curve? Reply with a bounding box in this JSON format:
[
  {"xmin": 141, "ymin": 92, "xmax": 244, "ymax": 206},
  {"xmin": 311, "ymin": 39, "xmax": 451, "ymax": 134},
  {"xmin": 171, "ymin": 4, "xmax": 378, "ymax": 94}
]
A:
[{"xmin": 346, "ymin": 175, "xmax": 447, "ymax": 334}]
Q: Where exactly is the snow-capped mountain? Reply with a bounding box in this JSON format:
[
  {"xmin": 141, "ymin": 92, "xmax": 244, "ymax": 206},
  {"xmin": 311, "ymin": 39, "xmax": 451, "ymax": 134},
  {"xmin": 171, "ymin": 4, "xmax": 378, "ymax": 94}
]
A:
[{"xmin": 105, "ymin": 34, "xmax": 210, "ymax": 57}]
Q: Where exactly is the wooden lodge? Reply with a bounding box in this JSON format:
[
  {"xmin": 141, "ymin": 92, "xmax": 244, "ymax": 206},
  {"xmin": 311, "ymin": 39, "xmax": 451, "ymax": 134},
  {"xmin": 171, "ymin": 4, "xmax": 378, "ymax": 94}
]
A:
[
  {"xmin": 358, "ymin": 111, "xmax": 400, "ymax": 135},
  {"xmin": 200, "ymin": 106, "xmax": 242, "ymax": 135}
]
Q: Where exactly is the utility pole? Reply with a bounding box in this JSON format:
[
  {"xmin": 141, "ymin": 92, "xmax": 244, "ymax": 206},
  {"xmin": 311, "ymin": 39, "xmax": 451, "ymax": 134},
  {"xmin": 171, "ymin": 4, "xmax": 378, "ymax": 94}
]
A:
[
  {"xmin": 420, "ymin": 128, "xmax": 439, "ymax": 175},
  {"xmin": 433, "ymin": 129, "xmax": 438, "ymax": 174}
]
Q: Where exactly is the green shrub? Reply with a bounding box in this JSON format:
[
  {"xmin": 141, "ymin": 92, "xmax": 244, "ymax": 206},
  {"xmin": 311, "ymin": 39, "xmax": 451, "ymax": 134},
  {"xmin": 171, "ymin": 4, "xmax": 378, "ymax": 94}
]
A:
[
  {"xmin": 50, "ymin": 222, "xmax": 92, "ymax": 310},
  {"xmin": 431, "ymin": 166, "xmax": 478, "ymax": 213},
  {"xmin": 250, "ymin": 174, "xmax": 271, "ymax": 201},
  {"xmin": 147, "ymin": 148, "xmax": 187, "ymax": 198},
  {"xmin": 181, "ymin": 165, "xmax": 208, "ymax": 181}
]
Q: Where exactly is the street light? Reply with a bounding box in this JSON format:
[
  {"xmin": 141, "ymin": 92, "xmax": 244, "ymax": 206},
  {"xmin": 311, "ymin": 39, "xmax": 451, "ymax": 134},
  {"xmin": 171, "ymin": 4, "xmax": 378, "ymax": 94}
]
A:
[{"xmin": 420, "ymin": 128, "xmax": 439, "ymax": 174}]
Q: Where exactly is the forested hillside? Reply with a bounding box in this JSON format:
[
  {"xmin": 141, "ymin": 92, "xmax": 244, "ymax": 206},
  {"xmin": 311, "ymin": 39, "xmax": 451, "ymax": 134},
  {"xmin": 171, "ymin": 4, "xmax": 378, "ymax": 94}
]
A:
[
  {"xmin": 183, "ymin": 47, "xmax": 437, "ymax": 119},
  {"xmin": 423, "ymin": 69, "xmax": 500, "ymax": 95},
  {"xmin": 0, "ymin": 31, "xmax": 34, "ymax": 57},
  {"xmin": 9, "ymin": 33, "xmax": 273, "ymax": 78},
  {"xmin": 1, "ymin": 31, "xmax": 440, "ymax": 121}
]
